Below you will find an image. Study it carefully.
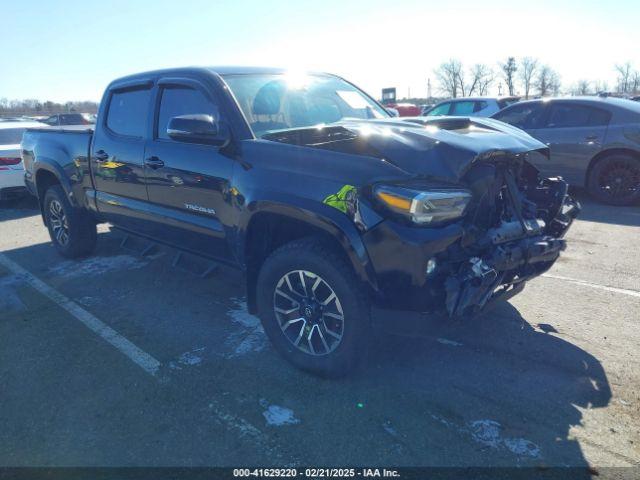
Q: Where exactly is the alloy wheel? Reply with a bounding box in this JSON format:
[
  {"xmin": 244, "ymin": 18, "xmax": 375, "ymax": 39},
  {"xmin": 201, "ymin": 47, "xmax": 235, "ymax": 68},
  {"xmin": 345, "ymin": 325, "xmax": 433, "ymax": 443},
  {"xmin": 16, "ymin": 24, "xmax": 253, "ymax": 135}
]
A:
[
  {"xmin": 273, "ymin": 270, "xmax": 345, "ymax": 356},
  {"xmin": 49, "ymin": 199, "xmax": 70, "ymax": 246},
  {"xmin": 597, "ymin": 159, "xmax": 640, "ymax": 202}
]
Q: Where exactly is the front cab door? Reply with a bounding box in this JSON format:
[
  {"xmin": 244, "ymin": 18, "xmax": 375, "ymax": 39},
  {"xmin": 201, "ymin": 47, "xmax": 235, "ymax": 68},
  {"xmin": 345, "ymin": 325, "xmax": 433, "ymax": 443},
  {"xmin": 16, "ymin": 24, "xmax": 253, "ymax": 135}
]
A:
[{"xmin": 143, "ymin": 77, "xmax": 235, "ymax": 260}]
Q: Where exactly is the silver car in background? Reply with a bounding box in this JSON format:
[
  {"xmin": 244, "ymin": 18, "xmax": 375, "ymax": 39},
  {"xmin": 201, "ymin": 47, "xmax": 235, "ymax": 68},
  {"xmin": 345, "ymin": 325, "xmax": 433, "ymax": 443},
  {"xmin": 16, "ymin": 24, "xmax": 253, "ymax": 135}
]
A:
[{"xmin": 492, "ymin": 97, "xmax": 640, "ymax": 205}]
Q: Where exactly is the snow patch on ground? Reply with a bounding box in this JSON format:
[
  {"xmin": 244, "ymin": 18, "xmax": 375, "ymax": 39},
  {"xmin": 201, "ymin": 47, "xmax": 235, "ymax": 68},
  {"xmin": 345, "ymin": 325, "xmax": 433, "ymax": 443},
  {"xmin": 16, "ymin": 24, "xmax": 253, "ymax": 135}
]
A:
[
  {"xmin": 382, "ymin": 420, "xmax": 398, "ymax": 437},
  {"xmin": 502, "ymin": 436, "xmax": 541, "ymax": 457},
  {"xmin": 431, "ymin": 414, "xmax": 540, "ymax": 458},
  {"xmin": 469, "ymin": 419, "xmax": 503, "ymax": 449},
  {"xmin": 436, "ymin": 337, "xmax": 463, "ymax": 347},
  {"xmin": 49, "ymin": 255, "xmax": 148, "ymax": 279},
  {"xmin": 260, "ymin": 399, "xmax": 300, "ymax": 426},
  {"xmin": 468, "ymin": 419, "xmax": 540, "ymax": 457},
  {"xmin": 224, "ymin": 299, "xmax": 267, "ymax": 357},
  {"xmin": 169, "ymin": 347, "xmax": 205, "ymax": 370}
]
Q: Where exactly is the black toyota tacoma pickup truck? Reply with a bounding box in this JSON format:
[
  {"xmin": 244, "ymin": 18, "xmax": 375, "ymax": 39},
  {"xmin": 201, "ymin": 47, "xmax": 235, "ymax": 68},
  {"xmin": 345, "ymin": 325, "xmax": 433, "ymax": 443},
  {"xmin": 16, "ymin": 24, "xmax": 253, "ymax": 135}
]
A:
[{"xmin": 22, "ymin": 67, "xmax": 579, "ymax": 376}]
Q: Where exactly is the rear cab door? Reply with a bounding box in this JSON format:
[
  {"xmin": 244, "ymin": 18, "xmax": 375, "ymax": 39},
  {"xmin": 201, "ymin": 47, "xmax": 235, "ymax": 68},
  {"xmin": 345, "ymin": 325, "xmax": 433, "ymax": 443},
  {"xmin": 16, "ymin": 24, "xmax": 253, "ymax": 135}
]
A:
[
  {"xmin": 142, "ymin": 75, "xmax": 236, "ymax": 260},
  {"xmin": 90, "ymin": 78, "xmax": 154, "ymax": 229},
  {"xmin": 528, "ymin": 102, "xmax": 610, "ymax": 185}
]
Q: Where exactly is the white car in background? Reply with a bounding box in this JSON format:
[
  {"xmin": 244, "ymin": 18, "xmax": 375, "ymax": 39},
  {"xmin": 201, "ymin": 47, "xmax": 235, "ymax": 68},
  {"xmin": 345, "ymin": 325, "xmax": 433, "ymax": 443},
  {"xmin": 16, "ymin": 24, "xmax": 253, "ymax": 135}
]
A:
[
  {"xmin": 423, "ymin": 97, "xmax": 520, "ymax": 117},
  {"xmin": 0, "ymin": 121, "xmax": 45, "ymax": 200}
]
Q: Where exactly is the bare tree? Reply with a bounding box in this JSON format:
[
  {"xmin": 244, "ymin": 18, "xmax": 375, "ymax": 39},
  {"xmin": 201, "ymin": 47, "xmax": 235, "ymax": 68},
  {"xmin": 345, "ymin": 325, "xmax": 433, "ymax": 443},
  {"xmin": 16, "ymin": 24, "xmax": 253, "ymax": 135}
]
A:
[
  {"xmin": 573, "ymin": 80, "xmax": 591, "ymax": 95},
  {"xmin": 519, "ymin": 57, "xmax": 538, "ymax": 99},
  {"xmin": 632, "ymin": 71, "xmax": 640, "ymax": 94},
  {"xmin": 434, "ymin": 59, "xmax": 464, "ymax": 98},
  {"xmin": 467, "ymin": 64, "xmax": 495, "ymax": 96},
  {"xmin": 500, "ymin": 57, "xmax": 517, "ymax": 96},
  {"xmin": 535, "ymin": 65, "xmax": 561, "ymax": 97},
  {"xmin": 594, "ymin": 80, "xmax": 609, "ymax": 94},
  {"xmin": 615, "ymin": 62, "xmax": 633, "ymax": 93},
  {"xmin": 0, "ymin": 99, "xmax": 98, "ymax": 117}
]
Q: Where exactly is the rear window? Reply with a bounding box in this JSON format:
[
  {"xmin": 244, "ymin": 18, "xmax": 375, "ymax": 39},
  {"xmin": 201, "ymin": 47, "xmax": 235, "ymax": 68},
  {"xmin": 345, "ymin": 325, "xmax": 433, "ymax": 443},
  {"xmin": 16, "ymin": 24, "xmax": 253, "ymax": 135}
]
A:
[
  {"xmin": 451, "ymin": 101, "xmax": 475, "ymax": 115},
  {"xmin": 545, "ymin": 104, "xmax": 611, "ymax": 128},
  {"xmin": 0, "ymin": 128, "xmax": 26, "ymax": 145},
  {"xmin": 497, "ymin": 98, "xmax": 520, "ymax": 109},
  {"xmin": 106, "ymin": 88, "xmax": 151, "ymax": 137},
  {"xmin": 475, "ymin": 101, "xmax": 489, "ymax": 112},
  {"xmin": 60, "ymin": 114, "xmax": 88, "ymax": 125}
]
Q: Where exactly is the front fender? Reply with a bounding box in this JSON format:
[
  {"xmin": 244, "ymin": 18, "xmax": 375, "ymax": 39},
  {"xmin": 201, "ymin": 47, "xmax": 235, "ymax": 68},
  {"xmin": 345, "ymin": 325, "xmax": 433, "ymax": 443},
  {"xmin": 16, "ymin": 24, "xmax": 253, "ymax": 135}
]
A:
[{"xmin": 237, "ymin": 193, "xmax": 379, "ymax": 293}]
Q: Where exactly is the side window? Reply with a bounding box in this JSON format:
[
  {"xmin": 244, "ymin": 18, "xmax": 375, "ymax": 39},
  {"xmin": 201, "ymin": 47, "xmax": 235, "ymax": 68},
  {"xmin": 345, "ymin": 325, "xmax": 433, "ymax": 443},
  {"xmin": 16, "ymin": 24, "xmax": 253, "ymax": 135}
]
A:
[
  {"xmin": 451, "ymin": 101, "xmax": 476, "ymax": 115},
  {"xmin": 106, "ymin": 88, "xmax": 151, "ymax": 137},
  {"xmin": 587, "ymin": 108, "xmax": 611, "ymax": 126},
  {"xmin": 427, "ymin": 102, "xmax": 451, "ymax": 116},
  {"xmin": 157, "ymin": 86, "xmax": 218, "ymax": 140},
  {"xmin": 493, "ymin": 103, "xmax": 544, "ymax": 129},
  {"xmin": 43, "ymin": 116, "xmax": 58, "ymax": 126},
  {"xmin": 474, "ymin": 101, "xmax": 489, "ymax": 112},
  {"xmin": 545, "ymin": 104, "xmax": 611, "ymax": 128}
]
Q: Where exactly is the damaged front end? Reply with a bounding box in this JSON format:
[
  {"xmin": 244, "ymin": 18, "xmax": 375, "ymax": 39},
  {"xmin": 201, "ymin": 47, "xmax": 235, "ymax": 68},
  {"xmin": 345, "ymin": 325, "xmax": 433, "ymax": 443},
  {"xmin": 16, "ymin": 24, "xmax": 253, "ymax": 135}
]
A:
[{"xmin": 443, "ymin": 153, "xmax": 580, "ymax": 317}]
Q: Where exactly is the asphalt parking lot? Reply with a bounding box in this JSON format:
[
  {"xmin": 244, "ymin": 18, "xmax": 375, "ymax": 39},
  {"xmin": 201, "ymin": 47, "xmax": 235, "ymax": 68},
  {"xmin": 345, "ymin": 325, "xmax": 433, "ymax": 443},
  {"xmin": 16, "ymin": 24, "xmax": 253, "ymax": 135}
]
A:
[{"xmin": 0, "ymin": 191, "xmax": 638, "ymax": 472}]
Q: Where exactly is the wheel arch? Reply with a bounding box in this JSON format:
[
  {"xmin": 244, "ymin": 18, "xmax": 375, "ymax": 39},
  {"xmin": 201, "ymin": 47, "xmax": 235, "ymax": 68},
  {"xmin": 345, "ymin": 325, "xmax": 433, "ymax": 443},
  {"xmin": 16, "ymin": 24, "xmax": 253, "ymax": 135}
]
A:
[
  {"xmin": 34, "ymin": 163, "xmax": 70, "ymax": 221},
  {"xmin": 240, "ymin": 201, "xmax": 378, "ymax": 314}
]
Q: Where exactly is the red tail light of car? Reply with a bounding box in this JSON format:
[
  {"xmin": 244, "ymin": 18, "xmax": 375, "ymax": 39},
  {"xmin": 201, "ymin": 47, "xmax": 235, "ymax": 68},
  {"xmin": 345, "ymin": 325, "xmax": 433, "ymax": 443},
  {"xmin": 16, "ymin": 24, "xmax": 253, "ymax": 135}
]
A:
[{"xmin": 0, "ymin": 157, "xmax": 21, "ymax": 166}]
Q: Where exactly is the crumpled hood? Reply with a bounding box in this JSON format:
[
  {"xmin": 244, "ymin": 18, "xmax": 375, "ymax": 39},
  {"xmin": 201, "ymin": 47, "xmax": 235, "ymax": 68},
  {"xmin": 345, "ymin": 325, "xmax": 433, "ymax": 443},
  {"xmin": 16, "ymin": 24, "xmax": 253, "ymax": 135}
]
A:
[{"xmin": 262, "ymin": 116, "xmax": 549, "ymax": 183}]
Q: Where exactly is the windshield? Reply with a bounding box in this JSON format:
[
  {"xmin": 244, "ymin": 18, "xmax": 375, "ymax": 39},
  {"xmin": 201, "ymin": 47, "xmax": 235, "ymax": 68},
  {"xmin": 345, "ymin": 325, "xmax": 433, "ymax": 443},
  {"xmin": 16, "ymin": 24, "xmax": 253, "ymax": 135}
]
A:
[
  {"xmin": 0, "ymin": 128, "xmax": 26, "ymax": 145},
  {"xmin": 222, "ymin": 73, "xmax": 389, "ymax": 138}
]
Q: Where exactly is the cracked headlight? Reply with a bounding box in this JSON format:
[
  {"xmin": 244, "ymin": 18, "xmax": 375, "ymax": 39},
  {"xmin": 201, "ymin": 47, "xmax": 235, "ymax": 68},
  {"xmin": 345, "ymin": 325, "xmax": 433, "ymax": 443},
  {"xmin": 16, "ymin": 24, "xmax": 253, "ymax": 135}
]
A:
[{"xmin": 374, "ymin": 185, "xmax": 472, "ymax": 225}]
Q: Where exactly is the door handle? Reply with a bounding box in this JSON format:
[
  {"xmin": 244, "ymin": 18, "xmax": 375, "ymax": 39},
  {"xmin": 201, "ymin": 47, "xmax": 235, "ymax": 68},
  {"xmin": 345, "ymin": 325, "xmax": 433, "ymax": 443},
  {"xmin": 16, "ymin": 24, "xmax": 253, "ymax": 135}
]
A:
[
  {"xmin": 94, "ymin": 150, "xmax": 109, "ymax": 162},
  {"xmin": 144, "ymin": 156, "xmax": 165, "ymax": 169},
  {"xmin": 585, "ymin": 135, "xmax": 598, "ymax": 141}
]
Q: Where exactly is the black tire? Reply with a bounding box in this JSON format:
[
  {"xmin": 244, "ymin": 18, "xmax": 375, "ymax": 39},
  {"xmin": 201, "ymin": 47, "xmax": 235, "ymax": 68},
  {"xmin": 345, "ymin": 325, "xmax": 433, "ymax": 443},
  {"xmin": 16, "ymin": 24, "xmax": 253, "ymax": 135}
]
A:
[
  {"xmin": 587, "ymin": 154, "xmax": 640, "ymax": 206},
  {"xmin": 43, "ymin": 185, "xmax": 97, "ymax": 258},
  {"xmin": 256, "ymin": 237, "xmax": 371, "ymax": 377}
]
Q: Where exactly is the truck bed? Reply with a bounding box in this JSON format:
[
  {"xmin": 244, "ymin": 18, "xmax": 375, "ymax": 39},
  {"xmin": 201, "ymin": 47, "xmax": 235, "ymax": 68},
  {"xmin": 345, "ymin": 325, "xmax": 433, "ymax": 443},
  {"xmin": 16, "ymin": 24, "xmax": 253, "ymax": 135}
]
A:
[
  {"xmin": 25, "ymin": 125, "xmax": 94, "ymax": 134},
  {"xmin": 21, "ymin": 127, "xmax": 94, "ymax": 198}
]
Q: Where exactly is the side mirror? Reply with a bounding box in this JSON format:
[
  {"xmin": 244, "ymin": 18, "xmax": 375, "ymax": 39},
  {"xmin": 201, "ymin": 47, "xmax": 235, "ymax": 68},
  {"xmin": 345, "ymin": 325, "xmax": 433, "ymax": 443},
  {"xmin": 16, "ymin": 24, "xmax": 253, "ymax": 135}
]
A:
[{"xmin": 167, "ymin": 114, "xmax": 230, "ymax": 147}]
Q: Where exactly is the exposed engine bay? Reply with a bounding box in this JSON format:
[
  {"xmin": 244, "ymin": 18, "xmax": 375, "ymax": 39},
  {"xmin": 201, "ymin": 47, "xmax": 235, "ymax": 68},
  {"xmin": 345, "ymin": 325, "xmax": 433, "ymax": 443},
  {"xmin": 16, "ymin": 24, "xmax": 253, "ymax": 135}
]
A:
[{"xmin": 443, "ymin": 155, "xmax": 580, "ymax": 317}]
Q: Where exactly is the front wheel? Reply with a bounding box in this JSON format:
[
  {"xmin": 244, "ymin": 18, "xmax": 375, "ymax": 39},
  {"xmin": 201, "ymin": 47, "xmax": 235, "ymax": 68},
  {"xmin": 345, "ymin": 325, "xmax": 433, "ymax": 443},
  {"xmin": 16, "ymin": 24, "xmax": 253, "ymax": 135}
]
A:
[
  {"xmin": 43, "ymin": 185, "xmax": 97, "ymax": 258},
  {"xmin": 587, "ymin": 154, "xmax": 640, "ymax": 206},
  {"xmin": 256, "ymin": 237, "xmax": 371, "ymax": 377}
]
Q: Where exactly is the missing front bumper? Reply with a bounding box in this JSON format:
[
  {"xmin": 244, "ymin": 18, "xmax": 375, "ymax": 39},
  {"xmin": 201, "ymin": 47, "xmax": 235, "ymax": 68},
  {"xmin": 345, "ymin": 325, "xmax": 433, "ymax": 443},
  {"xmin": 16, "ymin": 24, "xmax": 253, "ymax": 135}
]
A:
[{"xmin": 444, "ymin": 236, "xmax": 565, "ymax": 317}]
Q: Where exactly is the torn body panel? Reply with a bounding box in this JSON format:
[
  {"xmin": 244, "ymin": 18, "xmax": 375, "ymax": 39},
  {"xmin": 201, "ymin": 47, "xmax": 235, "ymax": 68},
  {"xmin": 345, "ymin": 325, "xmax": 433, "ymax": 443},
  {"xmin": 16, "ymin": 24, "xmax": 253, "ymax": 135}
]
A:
[{"xmin": 359, "ymin": 143, "xmax": 580, "ymax": 316}]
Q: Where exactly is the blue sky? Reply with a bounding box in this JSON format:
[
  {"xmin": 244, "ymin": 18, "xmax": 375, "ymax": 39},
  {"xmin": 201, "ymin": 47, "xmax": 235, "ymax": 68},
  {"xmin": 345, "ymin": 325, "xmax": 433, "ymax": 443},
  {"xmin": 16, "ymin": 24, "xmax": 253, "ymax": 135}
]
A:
[{"xmin": 1, "ymin": 0, "xmax": 639, "ymax": 101}]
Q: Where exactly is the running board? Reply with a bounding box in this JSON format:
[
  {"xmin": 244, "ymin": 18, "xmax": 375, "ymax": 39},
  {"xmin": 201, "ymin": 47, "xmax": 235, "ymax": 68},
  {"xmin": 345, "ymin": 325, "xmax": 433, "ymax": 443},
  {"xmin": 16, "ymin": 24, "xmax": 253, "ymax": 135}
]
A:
[
  {"xmin": 171, "ymin": 251, "xmax": 219, "ymax": 279},
  {"xmin": 112, "ymin": 227, "xmax": 220, "ymax": 279}
]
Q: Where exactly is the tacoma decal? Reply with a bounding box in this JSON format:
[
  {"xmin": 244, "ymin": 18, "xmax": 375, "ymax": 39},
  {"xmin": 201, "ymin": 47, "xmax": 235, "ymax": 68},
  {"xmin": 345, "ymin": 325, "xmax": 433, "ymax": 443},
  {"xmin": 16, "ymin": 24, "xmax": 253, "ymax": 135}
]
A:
[{"xmin": 184, "ymin": 203, "xmax": 216, "ymax": 215}]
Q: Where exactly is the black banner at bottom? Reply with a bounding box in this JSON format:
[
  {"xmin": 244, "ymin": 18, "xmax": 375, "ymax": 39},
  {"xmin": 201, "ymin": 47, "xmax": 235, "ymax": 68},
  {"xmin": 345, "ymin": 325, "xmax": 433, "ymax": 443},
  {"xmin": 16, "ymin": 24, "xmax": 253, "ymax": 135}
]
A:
[{"xmin": 0, "ymin": 467, "xmax": 638, "ymax": 480}]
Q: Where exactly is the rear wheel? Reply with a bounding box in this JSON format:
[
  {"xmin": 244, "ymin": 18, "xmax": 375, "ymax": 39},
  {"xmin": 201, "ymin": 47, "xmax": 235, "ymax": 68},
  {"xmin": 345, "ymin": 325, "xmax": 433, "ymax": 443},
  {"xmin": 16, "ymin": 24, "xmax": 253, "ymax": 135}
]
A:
[
  {"xmin": 587, "ymin": 154, "xmax": 640, "ymax": 206},
  {"xmin": 256, "ymin": 237, "xmax": 370, "ymax": 377},
  {"xmin": 43, "ymin": 185, "xmax": 97, "ymax": 258}
]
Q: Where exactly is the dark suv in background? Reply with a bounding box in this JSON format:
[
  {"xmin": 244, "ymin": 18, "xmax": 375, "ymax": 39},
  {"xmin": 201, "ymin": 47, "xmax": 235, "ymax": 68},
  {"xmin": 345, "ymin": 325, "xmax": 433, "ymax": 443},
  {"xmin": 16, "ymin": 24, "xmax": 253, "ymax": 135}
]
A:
[
  {"xmin": 41, "ymin": 113, "xmax": 94, "ymax": 126},
  {"xmin": 492, "ymin": 97, "xmax": 640, "ymax": 205}
]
